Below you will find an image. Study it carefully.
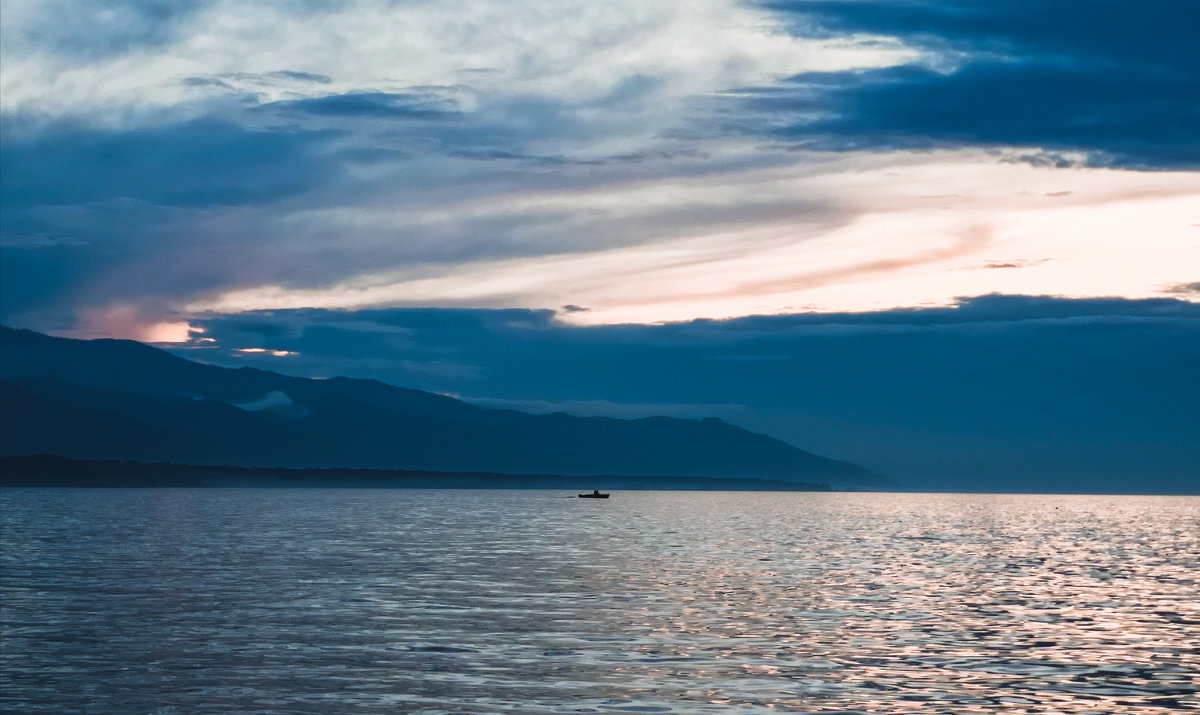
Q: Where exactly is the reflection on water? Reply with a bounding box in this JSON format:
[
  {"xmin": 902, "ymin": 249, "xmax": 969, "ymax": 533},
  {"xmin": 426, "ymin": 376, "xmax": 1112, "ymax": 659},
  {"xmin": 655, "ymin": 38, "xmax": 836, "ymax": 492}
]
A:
[{"xmin": 2, "ymin": 489, "xmax": 1198, "ymax": 713}]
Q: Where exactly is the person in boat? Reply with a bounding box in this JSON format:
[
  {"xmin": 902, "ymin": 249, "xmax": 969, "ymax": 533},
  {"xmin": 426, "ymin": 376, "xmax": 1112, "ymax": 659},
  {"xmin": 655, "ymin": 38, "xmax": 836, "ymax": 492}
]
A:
[{"xmin": 591, "ymin": 489, "xmax": 601, "ymax": 496}]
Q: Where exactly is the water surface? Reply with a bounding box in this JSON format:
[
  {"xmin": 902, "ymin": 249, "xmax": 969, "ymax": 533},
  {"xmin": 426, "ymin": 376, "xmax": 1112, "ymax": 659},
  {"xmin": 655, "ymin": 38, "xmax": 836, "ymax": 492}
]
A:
[{"xmin": 2, "ymin": 489, "xmax": 1197, "ymax": 712}]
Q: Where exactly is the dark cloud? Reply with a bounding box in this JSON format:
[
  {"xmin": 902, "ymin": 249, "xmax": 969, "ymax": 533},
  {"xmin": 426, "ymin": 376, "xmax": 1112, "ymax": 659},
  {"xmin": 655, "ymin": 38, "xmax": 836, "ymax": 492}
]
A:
[
  {"xmin": 0, "ymin": 118, "xmax": 352, "ymax": 318},
  {"xmin": 182, "ymin": 76, "xmax": 236, "ymax": 90},
  {"xmin": 970, "ymin": 258, "xmax": 1054, "ymax": 270},
  {"xmin": 183, "ymin": 71, "xmax": 334, "ymax": 91},
  {"xmin": 0, "ymin": 119, "xmax": 336, "ymax": 208},
  {"xmin": 262, "ymin": 92, "xmax": 461, "ymax": 120},
  {"xmin": 1165, "ymin": 282, "xmax": 1200, "ymax": 295},
  {"xmin": 177, "ymin": 296, "xmax": 1200, "ymax": 492},
  {"xmin": 747, "ymin": 63, "xmax": 1200, "ymax": 168},
  {"xmin": 750, "ymin": 1, "xmax": 1200, "ymax": 168},
  {"xmin": 771, "ymin": 0, "xmax": 1197, "ymax": 68},
  {"xmin": 258, "ymin": 70, "xmax": 333, "ymax": 84}
]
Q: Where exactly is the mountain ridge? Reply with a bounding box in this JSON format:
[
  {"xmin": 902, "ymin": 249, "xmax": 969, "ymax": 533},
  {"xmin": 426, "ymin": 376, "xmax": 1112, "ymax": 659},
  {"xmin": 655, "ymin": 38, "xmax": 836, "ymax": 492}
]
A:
[{"xmin": 0, "ymin": 326, "xmax": 883, "ymax": 485}]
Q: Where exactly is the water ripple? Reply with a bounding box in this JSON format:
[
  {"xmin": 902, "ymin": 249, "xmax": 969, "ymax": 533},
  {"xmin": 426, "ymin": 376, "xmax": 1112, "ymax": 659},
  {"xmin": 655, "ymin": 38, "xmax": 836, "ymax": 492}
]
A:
[{"xmin": 2, "ymin": 489, "xmax": 1198, "ymax": 713}]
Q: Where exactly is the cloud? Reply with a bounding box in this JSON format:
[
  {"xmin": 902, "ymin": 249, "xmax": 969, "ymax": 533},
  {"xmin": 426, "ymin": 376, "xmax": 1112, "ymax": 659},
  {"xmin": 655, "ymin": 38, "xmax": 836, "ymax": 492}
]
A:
[
  {"xmin": 233, "ymin": 347, "xmax": 298, "ymax": 357},
  {"xmin": 176, "ymin": 295, "xmax": 1200, "ymax": 392},
  {"xmin": 262, "ymin": 91, "xmax": 461, "ymax": 120},
  {"xmin": 774, "ymin": 0, "xmax": 1196, "ymax": 69},
  {"xmin": 0, "ymin": 0, "xmax": 207, "ymax": 63},
  {"xmin": 0, "ymin": 119, "xmax": 334, "ymax": 207},
  {"xmin": 462, "ymin": 396, "xmax": 751, "ymax": 421},
  {"xmin": 53, "ymin": 304, "xmax": 196, "ymax": 343},
  {"xmin": 228, "ymin": 70, "xmax": 333, "ymax": 85},
  {"xmin": 6, "ymin": 139, "xmax": 1197, "ymax": 334},
  {"xmin": 1, "ymin": 0, "xmax": 916, "ymax": 126},
  {"xmin": 763, "ymin": 63, "xmax": 1200, "ymax": 168},
  {"xmin": 179, "ymin": 156, "xmax": 1200, "ymax": 324},
  {"xmin": 0, "ymin": 0, "xmax": 923, "ymax": 332},
  {"xmin": 1, "ymin": 0, "xmax": 1197, "ymax": 337},
  {"xmin": 168, "ymin": 296, "xmax": 1200, "ymax": 491},
  {"xmin": 969, "ymin": 258, "xmax": 1054, "ymax": 271},
  {"xmin": 750, "ymin": 1, "xmax": 1200, "ymax": 168},
  {"xmin": 1165, "ymin": 282, "xmax": 1200, "ymax": 295},
  {"xmin": 233, "ymin": 390, "xmax": 309, "ymax": 419}
]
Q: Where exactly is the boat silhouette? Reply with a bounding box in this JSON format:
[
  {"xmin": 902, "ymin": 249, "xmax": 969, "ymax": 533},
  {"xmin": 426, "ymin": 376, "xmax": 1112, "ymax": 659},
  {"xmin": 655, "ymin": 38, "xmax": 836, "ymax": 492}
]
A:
[{"xmin": 578, "ymin": 489, "xmax": 610, "ymax": 499}]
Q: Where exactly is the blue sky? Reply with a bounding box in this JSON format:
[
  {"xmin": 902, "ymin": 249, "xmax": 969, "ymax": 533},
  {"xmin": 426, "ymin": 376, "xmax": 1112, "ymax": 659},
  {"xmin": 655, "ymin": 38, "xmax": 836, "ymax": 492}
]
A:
[{"xmin": 1, "ymin": 1, "xmax": 1197, "ymax": 488}]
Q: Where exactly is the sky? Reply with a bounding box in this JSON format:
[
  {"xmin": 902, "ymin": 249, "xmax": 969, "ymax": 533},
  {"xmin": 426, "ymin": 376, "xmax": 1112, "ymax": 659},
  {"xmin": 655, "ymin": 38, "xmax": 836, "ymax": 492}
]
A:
[{"xmin": 1, "ymin": 0, "xmax": 1198, "ymax": 489}]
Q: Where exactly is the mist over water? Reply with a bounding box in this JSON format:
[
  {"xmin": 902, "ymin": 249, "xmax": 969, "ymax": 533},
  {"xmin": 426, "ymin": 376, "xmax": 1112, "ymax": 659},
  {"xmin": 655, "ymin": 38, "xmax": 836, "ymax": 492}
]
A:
[{"xmin": 2, "ymin": 489, "xmax": 1197, "ymax": 713}]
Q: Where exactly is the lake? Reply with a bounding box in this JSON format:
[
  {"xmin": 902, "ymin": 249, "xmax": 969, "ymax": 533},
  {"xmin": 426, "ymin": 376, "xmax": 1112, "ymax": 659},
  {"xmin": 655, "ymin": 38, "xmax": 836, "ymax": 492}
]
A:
[{"xmin": 2, "ymin": 489, "xmax": 1197, "ymax": 713}]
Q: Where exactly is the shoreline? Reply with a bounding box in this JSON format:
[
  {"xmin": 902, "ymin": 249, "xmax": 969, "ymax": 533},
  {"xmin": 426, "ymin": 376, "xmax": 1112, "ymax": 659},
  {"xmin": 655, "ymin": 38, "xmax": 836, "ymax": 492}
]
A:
[{"xmin": 0, "ymin": 455, "xmax": 834, "ymax": 491}]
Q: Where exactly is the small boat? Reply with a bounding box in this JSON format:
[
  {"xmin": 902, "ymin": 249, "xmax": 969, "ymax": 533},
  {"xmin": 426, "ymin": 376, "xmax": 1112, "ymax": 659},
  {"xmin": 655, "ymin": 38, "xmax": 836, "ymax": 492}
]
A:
[{"xmin": 578, "ymin": 490, "xmax": 610, "ymax": 499}]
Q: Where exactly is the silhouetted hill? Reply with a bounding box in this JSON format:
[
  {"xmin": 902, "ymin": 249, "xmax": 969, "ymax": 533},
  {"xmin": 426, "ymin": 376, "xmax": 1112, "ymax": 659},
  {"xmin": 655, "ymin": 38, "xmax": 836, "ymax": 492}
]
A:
[{"xmin": 0, "ymin": 326, "xmax": 882, "ymax": 485}]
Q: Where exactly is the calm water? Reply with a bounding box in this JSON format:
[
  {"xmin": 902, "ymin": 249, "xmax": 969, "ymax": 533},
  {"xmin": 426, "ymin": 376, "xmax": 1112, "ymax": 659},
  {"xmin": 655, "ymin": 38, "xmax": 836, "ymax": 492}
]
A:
[{"xmin": 1, "ymin": 489, "xmax": 1197, "ymax": 713}]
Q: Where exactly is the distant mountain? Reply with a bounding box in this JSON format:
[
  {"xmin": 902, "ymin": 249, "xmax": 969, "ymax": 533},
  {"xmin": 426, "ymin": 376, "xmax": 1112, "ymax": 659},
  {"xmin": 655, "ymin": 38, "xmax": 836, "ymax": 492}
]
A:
[{"xmin": 0, "ymin": 326, "xmax": 882, "ymax": 485}]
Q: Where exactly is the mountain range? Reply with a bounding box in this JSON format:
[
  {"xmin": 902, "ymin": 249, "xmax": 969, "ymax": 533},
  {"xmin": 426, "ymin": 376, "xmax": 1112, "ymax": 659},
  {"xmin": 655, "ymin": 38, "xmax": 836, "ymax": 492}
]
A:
[{"xmin": 0, "ymin": 326, "xmax": 881, "ymax": 486}]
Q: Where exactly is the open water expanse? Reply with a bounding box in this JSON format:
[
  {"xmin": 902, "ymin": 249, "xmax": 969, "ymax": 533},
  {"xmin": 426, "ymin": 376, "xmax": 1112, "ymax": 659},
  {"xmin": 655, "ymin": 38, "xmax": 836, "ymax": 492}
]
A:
[{"xmin": 2, "ymin": 489, "xmax": 1198, "ymax": 713}]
